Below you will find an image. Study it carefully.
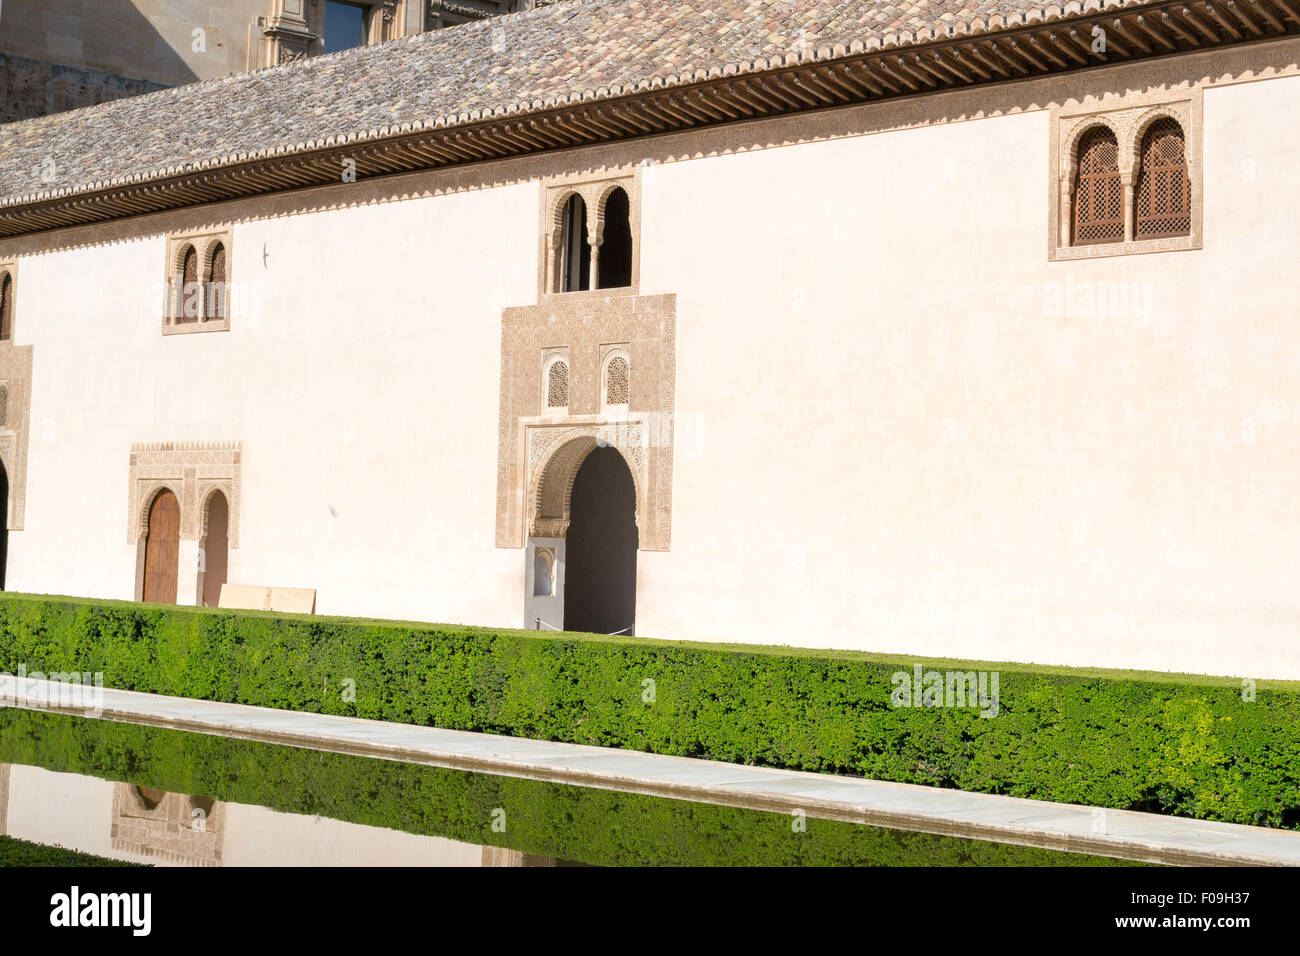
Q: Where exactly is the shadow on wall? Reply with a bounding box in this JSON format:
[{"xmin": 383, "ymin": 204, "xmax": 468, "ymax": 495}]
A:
[{"xmin": 0, "ymin": 0, "xmax": 201, "ymax": 122}]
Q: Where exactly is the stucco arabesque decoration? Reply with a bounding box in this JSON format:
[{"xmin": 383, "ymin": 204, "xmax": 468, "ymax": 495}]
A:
[
  {"xmin": 0, "ymin": 343, "xmax": 33, "ymax": 531},
  {"xmin": 1051, "ymin": 90, "xmax": 1201, "ymax": 260},
  {"xmin": 127, "ymin": 441, "xmax": 242, "ymax": 547},
  {"xmin": 497, "ymin": 292, "xmax": 675, "ymax": 552}
]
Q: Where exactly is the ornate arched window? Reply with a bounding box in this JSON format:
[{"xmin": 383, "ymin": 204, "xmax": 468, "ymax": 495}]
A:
[
  {"xmin": 597, "ymin": 187, "xmax": 633, "ymax": 290},
  {"xmin": 546, "ymin": 359, "xmax": 569, "ymax": 409},
  {"xmin": 206, "ymin": 242, "xmax": 227, "ymax": 320},
  {"xmin": 560, "ymin": 194, "xmax": 590, "ymax": 293},
  {"xmin": 1072, "ymin": 127, "xmax": 1123, "ymax": 246},
  {"xmin": 604, "ymin": 354, "xmax": 629, "ymax": 408},
  {"xmin": 1135, "ymin": 118, "xmax": 1191, "ymax": 240},
  {"xmin": 178, "ymin": 245, "xmax": 200, "ymax": 322},
  {"xmin": 0, "ymin": 271, "xmax": 12, "ymax": 342}
]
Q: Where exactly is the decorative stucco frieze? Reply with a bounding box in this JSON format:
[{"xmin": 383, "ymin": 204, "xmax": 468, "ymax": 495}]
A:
[
  {"xmin": 497, "ymin": 293, "xmax": 675, "ymax": 551},
  {"xmin": 0, "ymin": 344, "xmax": 33, "ymax": 531},
  {"xmin": 126, "ymin": 441, "xmax": 242, "ymax": 547}
]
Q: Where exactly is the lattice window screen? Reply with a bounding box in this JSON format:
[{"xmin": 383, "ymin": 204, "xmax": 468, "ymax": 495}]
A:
[
  {"xmin": 606, "ymin": 355, "xmax": 629, "ymax": 406},
  {"xmin": 1072, "ymin": 128, "xmax": 1124, "ymax": 245},
  {"xmin": 1135, "ymin": 119, "xmax": 1191, "ymax": 240},
  {"xmin": 547, "ymin": 360, "xmax": 569, "ymax": 408},
  {"xmin": 207, "ymin": 243, "xmax": 227, "ymax": 319},
  {"xmin": 179, "ymin": 246, "xmax": 199, "ymax": 322},
  {"xmin": 0, "ymin": 273, "xmax": 11, "ymax": 341}
]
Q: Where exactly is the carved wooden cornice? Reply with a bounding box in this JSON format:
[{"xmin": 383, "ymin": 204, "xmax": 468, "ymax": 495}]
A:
[{"xmin": 2, "ymin": 0, "xmax": 1297, "ymax": 239}]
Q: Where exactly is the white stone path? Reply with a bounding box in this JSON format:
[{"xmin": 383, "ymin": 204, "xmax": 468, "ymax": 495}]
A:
[{"xmin": 4, "ymin": 676, "xmax": 1299, "ymax": 866}]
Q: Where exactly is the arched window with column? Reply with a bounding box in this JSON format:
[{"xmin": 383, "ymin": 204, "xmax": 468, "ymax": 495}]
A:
[
  {"xmin": 1135, "ymin": 118, "xmax": 1191, "ymax": 241},
  {"xmin": 597, "ymin": 187, "xmax": 633, "ymax": 289},
  {"xmin": 559, "ymin": 194, "xmax": 591, "ymax": 293},
  {"xmin": 1072, "ymin": 126, "xmax": 1124, "ymax": 246}
]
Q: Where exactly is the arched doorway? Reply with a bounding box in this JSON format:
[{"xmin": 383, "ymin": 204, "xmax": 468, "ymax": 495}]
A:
[
  {"xmin": 563, "ymin": 446, "xmax": 637, "ymax": 634},
  {"xmin": 0, "ymin": 460, "xmax": 8, "ymax": 590},
  {"xmin": 142, "ymin": 489, "xmax": 180, "ymax": 604},
  {"xmin": 200, "ymin": 491, "xmax": 229, "ymax": 607}
]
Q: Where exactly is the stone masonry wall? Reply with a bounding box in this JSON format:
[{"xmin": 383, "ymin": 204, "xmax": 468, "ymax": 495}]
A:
[{"xmin": 1, "ymin": 54, "xmax": 166, "ymax": 125}]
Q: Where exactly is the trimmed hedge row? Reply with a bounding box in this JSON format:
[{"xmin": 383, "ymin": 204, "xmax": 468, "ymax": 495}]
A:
[
  {"xmin": 0, "ymin": 835, "xmax": 142, "ymax": 868},
  {"xmin": 0, "ymin": 708, "xmax": 1137, "ymax": 867},
  {"xmin": 1, "ymin": 592, "xmax": 1298, "ymax": 830}
]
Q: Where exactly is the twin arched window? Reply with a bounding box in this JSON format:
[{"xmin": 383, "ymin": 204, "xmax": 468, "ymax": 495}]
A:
[
  {"xmin": 556, "ymin": 186, "xmax": 633, "ymax": 293},
  {"xmin": 173, "ymin": 241, "xmax": 228, "ymax": 323},
  {"xmin": 1072, "ymin": 119, "xmax": 1190, "ymax": 246}
]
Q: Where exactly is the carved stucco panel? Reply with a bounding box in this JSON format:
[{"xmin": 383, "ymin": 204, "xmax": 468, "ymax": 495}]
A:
[
  {"xmin": 497, "ymin": 293, "xmax": 674, "ymax": 551},
  {"xmin": 127, "ymin": 441, "xmax": 242, "ymax": 547},
  {"xmin": 0, "ymin": 345, "xmax": 33, "ymax": 530}
]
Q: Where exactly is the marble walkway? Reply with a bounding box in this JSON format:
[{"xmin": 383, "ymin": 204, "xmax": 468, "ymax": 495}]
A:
[{"xmin": 4, "ymin": 675, "xmax": 1298, "ymax": 866}]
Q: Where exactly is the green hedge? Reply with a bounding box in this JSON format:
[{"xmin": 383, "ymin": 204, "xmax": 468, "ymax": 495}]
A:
[
  {"xmin": 0, "ymin": 708, "xmax": 1135, "ymax": 867},
  {"xmin": 0, "ymin": 834, "xmax": 142, "ymax": 868},
  {"xmin": 1, "ymin": 592, "xmax": 1298, "ymax": 830}
]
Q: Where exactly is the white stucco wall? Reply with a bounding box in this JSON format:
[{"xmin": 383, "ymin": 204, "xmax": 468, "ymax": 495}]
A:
[
  {"xmin": 8, "ymin": 183, "xmax": 533, "ymax": 626},
  {"xmin": 637, "ymin": 73, "xmax": 1300, "ymax": 679},
  {"xmin": 5, "ymin": 60, "xmax": 1299, "ymax": 679}
]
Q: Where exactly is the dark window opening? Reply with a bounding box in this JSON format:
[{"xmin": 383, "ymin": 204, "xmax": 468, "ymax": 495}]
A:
[
  {"xmin": 561, "ymin": 194, "xmax": 591, "ymax": 292},
  {"xmin": 597, "ymin": 188, "xmax": 633, "ymax": 289},
  {"xmin": 0, "ymin": 272, "xmax": 12, "ymax": 341},
  {"xmin": 0, "ymin": 461, "xmax": 8, "ymax": 590},
  {"xmin": 324, "ymin": 1, "xmax": 370, "ymax": 54}
]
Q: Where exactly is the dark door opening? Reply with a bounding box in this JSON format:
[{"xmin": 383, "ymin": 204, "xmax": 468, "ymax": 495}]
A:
[
  {"xmin": 563, "ymin": 447, "xmax": 637, "ymax": 634},
  {"xmin": 0, "ymin": 462, "xmax": 8, "ymax": 590}
]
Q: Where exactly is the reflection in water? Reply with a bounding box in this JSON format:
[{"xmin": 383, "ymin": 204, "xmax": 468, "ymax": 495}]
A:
[
  {"xmin": 112, "ymin": 784, "xmax": 226, "ymax": 866},
  {"xmin": 0, "ymin": 709, "xmax": 1145, "ymax": 867}
]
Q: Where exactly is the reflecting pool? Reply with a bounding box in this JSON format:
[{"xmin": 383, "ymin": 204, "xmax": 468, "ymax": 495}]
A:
[{"xmin": 0, "ymin": 708, "xmax": 1147, "ymax": 867}]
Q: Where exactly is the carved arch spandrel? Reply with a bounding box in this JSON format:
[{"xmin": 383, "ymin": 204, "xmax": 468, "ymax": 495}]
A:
[
  {"xmin": 528, "ymin": 427, "xmax": 646, "ymax": 540},
  {"xmin": 127, "ymin": 441, "xmax": 242, "ymax": 548},
  {"xmin": 497, "ymin": 292, "xmax": 674, "ymax": 552}
]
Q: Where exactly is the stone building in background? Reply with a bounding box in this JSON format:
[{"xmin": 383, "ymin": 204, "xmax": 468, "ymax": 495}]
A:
[{"xmin": 0, "ymin": 0, "xmax": 557, "ymax": 123}]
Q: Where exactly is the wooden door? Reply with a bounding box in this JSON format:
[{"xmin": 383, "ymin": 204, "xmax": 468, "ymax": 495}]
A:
[{"xmin": 143, "ymin": 490, "xmax": 180, "ymax": 604}]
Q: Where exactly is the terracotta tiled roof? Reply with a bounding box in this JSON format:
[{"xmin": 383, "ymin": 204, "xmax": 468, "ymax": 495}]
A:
[{"xmin": 0, "ymin": 0, "xmax": 1155, "ymax": 206}]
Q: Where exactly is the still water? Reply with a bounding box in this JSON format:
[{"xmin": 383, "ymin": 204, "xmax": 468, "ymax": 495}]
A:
[{"xmin": 0, "ymin": 708, "xmax": 1145, "ymax": 867}]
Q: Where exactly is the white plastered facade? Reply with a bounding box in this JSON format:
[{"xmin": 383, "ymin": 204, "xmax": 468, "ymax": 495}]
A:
[{"xmin": 4, "ymin": 39, "xmax": 1300, "ymax": 679}]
